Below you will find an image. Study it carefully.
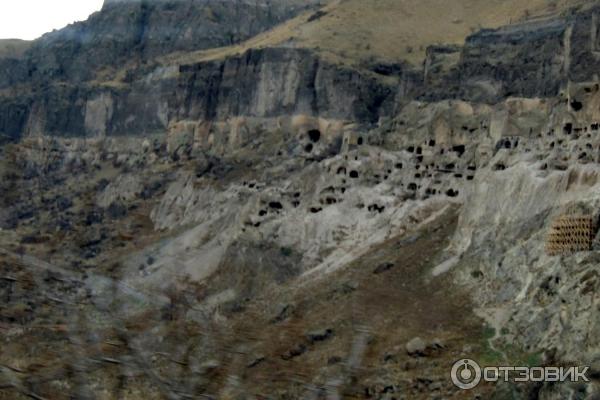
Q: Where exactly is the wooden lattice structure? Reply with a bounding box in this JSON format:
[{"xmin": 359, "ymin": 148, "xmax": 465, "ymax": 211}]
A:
[{"xmin": 546, "ymin": 215, "xmax": 598, "ymax": 255}]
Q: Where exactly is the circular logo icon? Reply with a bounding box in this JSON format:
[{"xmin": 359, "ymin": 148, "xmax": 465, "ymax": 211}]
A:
[{"xmin": 451, "ymin": 359, "xmax": 482, "ymax": 390}]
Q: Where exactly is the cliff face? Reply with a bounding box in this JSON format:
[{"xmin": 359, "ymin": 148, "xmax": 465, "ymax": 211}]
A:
[
  {"xmin": 174, "ymin": 48, "xmax": 394, "ymax": 123},
  {"xmin": 0, "ymin": 58, "xmax": 28, "ymax": 89},
  {"xmin": 7, "ymin": 2, "xmax": 600, "ymax": 143},
  {"xmin": 3, "ymin": 0, "xmax": 321, "ymax": 86},
  {"xmin": 456, "ymin": 18, "xmax": 569, "ymax": 101},
  {"xmin": 3, "ymin": 48, "xmax": 395, "ymax": 140},
  {"xmin": 422, "ymin": 5, "xmax": 600, "ymax": 102}
]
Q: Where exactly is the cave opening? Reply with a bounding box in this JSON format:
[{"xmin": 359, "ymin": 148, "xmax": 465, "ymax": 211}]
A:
[
  {"xmin": 570, "ymin": 100, "xmax": 583, "ymax": 111},
  {"xmin": 446, "ymin": 189, "xmax": 459, "ymax": 197},
  {"xmin": 452, "ymin": 144, "xmax": 466, "ymax": 156},
  {"xmin": 564, "ymin": 123, "xmax": 573, "ymax": 134},
  {"xmin": 308, "ymin": 129, "xmax": 321, "ymax": 142},
  {"xmin": 269, "ymin": 201, "xmax": 283, "ymax": 210}
]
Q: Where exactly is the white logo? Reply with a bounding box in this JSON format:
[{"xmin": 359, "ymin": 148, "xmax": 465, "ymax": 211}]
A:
[
  {"xmin": 451, "ymin": 359, "xmax": 589, "ymax": 390},
  {"xmin": 451, "ymin": 359, "xmax": 482, "ymax": 390}
]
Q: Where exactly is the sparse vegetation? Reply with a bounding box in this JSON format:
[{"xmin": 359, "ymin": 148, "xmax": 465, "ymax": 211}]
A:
[
  {"xmin": 0, "ymin": 39, "xmax": 31, "ymax": 59},
  {"xmin": 160, "ymin": 0, "xmax": 586, "ymax": 70}
]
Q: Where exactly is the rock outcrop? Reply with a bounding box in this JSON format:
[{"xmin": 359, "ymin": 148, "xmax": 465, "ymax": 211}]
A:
[
  {"xmin": 12, "ymin": 0, "xmax": 323, "ymax": 84},
  {"xmin": 0, "ymin": 47, "xmax": 395, "ymax": 141}
]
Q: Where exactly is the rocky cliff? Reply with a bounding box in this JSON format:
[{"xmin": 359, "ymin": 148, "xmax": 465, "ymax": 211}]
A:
[
  {"xmin": 4, "ymin": 1, "xmax": 600, "ymax": 400},
  {"xmin": 6, "ymin": 2, "xmax": 600, "ymax": 142},
  {"xmin": 0, "ymin": 47, "xmax": 395, "ymax": 142},
  {"xmin": 15, "ymin": 0, "xmax": 322, "ymax": 84},
  {"xmin": 423, "ymin": 4, "xmax": 600, "ymax": 102}
]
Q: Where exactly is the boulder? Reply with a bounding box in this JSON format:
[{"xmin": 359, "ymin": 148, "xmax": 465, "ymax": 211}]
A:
[{"xmin": 406, "ymin": 337, "xmax": 427, "ymax": 356}]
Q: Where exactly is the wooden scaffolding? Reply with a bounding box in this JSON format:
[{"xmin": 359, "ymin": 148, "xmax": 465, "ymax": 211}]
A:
[{"xmin": 545, "ymin": 215, "xmax": 598, "ymax": 256}]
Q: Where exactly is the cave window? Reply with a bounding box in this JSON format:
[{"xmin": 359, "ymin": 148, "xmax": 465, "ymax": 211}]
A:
[
  {"xmin": 337, "ymin": 166, "xmax": 347, "ymax": 175},
  {"xmin": 305, "ymin": 143, "xmax": 314, "ymax": 153},
  {"xmin": 349, "ymin": 170, "xmax": 359, "ymax": 178},
  {"xmin": 308, "ymin": 129, "xmax": 321, "ymax": 142},
  {"xmin": 357, "ymin": 137, "xmax": 364, "ymax": 145},
  {"xmin": 570, "ymin": 100, "xmax": 583, "ymax": 111},
  {"xmin": 446, "ymin": 189, "xmax": 459, "ymax": 197},
  {"xmin": 452, "ymin": 145, "xmax": 466, "ymax": 156},
  {"xmin": 269, "ymin": 201, "xmax": 283, "ymax": 210},
  {"xmin": 368, "ymin": 204, "xmax": 385, "ymax": 213},
  {"xmin": 564, "ymin": 123, "xmax": 573, "ymax": 135}
]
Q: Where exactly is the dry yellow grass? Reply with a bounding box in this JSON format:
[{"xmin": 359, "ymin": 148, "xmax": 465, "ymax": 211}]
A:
[
  {"xmin": 163, "ymin": 0, "xmax": 586, "ymax": 68},
  {"xmin": 288, "ymin": 0, "xmax": 587, "ymax": 65},
  {"xmin": 0, "ymin": 39, "xmax": 31, "ymax": 59}
]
